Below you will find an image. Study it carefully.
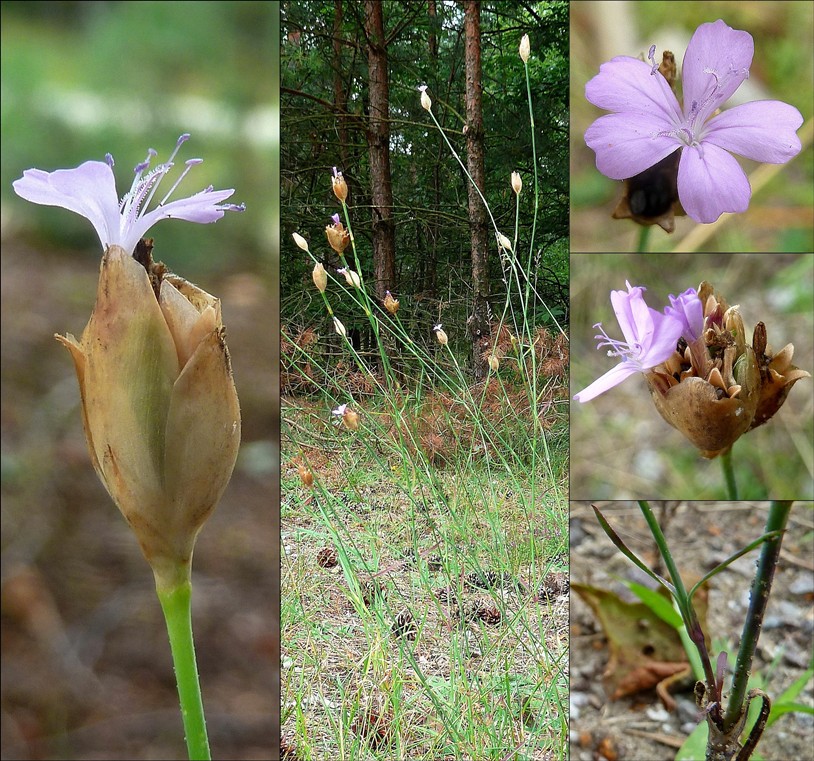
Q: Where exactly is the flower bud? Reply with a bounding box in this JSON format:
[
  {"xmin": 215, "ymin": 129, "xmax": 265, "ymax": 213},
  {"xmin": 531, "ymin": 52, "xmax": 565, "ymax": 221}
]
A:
[
  {"xmin": 433, "ymin": 324, "xmax": 448, "ymax": 346},
  {"xmin": 312, "ymin": 262, "xmax": 328, "ymax": 292},
  {"xmin": 384, "ymin": 290, "xmax": 400, "ymax": 315},
  {"xmin": 338, "ymin": 267, "xmax": 361, "ymax": 288},
  {"xmin": 511, "ymin": 171, "xmax": 522, "ymax": 195},
  {"xmin": 333, "ymin": 316, "xmax": 347, "ymax": 338},
  {"xmin": 488, "ymin": 355, "xmax": 500, "ymax": 372},
  {"xmin": 297, "ymin": 463, "xmax": 314, "ymax": 488},
  {"xmin": 55, "ymin": 244, "xmax": 240, "ymax": 591},
  {"xmin": 292, "ymin": 232, "xmax": 309, "ymax": 252},
  {"xmin": 325, "ymin": 220, "xmax": 351, "ymax": 254},
  {"xmin": 497, "ymin": 233, "xmax": 513, "ymax": 252},
  {"xmin": 419, "ymin": 85, "xmax": 432, "ymax": 111},
  {"xmin": 331, "ymin": 168, "xmax": 348, "ymax": 203},
  {"xmin": 519, "ymin": 34, "xmax": 530, "ymax": 63}
]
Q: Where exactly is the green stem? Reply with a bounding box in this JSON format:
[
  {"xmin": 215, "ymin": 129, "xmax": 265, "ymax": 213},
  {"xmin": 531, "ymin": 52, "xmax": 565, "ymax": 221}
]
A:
[
  {"xmin": 637, "ymin": 501, "xmax": 717, "ymax": 692},
  {"xmin": 721, "ymin": 447, "xmax": 739, "ymax": 499},
  {"xmin": 157, "ymin": 582, "xmax": 211, "ymax": 761},
  {"xmin": 723, "ymin": 501, "xmax": 793, "ymax": 732},
  {"xmin": 636, "ymin": 224, "xmax": 651, "ymax": 253}
]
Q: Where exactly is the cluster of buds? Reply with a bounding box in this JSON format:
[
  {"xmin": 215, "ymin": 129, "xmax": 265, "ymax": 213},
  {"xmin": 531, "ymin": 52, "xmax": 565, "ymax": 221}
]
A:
[{"xmin": 646, "ymin": 282, "xmax": 809, "ymax": 457}]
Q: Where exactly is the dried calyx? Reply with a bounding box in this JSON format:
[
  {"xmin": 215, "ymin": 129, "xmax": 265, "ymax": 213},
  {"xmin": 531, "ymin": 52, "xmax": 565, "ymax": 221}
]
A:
[{"xmin": 646, "ymin": 281, "xmax": 809, "ymax": 458}]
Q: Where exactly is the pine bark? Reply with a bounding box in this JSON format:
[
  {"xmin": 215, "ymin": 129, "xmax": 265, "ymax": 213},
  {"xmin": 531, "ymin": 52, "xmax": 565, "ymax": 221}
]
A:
[
  {"xmin": 364, "ymin": 0, "xmax": 396, "ymax": 302},
  {"xmin": 463, "ymin": 0, "xmax": 490, "ymax": 380}
]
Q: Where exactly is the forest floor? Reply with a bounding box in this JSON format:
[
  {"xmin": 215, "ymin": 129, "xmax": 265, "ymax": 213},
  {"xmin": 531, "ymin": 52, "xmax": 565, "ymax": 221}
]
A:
[
  {"xmin": 281, "ymin": 396, "xmax": 569, "ymax": 760},
  {"xmin": 570, "ymin": 501, "xmax": 814, "ymax": 761}
]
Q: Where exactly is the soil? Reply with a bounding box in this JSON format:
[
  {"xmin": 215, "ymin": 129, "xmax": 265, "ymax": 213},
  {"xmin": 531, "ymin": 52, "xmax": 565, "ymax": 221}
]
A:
[{"xmin": 569, "ymin": 502, "xmax": 814, "ymax": 761}]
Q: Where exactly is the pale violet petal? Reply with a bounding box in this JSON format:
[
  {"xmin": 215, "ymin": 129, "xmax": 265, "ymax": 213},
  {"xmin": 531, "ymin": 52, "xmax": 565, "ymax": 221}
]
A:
[
  {"xmin": 677, "ymin": 143, "xmax": 750, "ymax": 224},
  {"xmin": 703, "ymin": 101, "xmax": 803, "ymax": 163},
  {"xmin": 12, "ymin": 161, "xmax": 121, "ymax": 248},
  {"xmin": 573, "ymin": 362, "xmax": 642, "ymax": 403},
  {"xmin": 644, "ymin": 310, "xmax": 684, "ymax": 366},
  {"xmin": 122, "ymin": 189, "xmax": 237, "ymax": 253},
  {"xmin": 681, "ymin": 20, "xmax": 753, "ymax": 113},
  {"xmin": 586, "ymin": 56, "xmax": 682, "ymax": 122},
  {"xmin": 585, "ymin": 113, "xmax": 680, "ymax": 179}
]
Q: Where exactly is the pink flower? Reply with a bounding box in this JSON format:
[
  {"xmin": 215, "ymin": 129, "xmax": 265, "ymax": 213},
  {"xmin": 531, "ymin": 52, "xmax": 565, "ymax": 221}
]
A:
[
  {"xmin": 13, "ymin": 134, "xmax": 244, "ymax": 254},
  {"xmin": 574, "ymin": 281, "xmax": 684, "ymax": 403},
  {"xmin": 584, "ymin": 20, "xmax": 803, "ymax": 224},
  {"xmin": 665, "ymin": 287, "xmax": 704, "ymax": 341}
]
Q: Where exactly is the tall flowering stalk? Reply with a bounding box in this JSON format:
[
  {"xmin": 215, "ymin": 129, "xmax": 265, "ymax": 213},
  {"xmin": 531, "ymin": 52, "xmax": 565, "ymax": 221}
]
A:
[{"xmin": 13, "ymin": 135, "xmax": 244, "ymax": 761}]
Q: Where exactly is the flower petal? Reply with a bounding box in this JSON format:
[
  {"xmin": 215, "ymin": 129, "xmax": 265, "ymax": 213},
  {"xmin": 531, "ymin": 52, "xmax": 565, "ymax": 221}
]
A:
[
  {"xmin": 682, "ymin": 20, "xmax": 753, "ymax": 112},
  {"xmin": 703, "ymin": 101, "xmax": 803, "ymax": 163},
  {"xmin": 585, "ymin": 113, "xmax": 680, "ymax": 179},
  {"xmin": 585, "ymin": 56, "xmax": 682, "ymax": 121},
  {"xmin": 677, "ymin": 143, "xmax": 750, "ymax": 224},
  {"xmin": 122, "ymin": 188, "xmax": 237, "ymax": 254},
  {"xmin": 12, "ymin": 161, "xmax": 120, "ymax": 249},
  {"xmin": 573, "ymin": 361, "xmax": 642, "ymax": 403}
]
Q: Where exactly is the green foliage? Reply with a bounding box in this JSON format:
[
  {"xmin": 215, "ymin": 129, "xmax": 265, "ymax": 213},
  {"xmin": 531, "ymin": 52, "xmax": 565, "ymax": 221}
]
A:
[{"xmin": 281, "ymin": 0, "xmax": 569, "ymax": 342}]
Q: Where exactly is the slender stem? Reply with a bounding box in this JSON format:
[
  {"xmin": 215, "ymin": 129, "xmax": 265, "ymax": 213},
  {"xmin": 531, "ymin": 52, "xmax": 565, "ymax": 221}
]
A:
[
  {"xmin": 637, "ymin": 501, "xmax": 717, "ymax": 691},
  {"xmin": 723, "ymin": 501, "xmax": 793, "ymax": 732},
  {"xmin": 721, "ymin": 447, "xmax": 739, "ymax": 499},
  {"xmin": 157, "ymin": 582, "xmax": 211, "ymax": 761},
  {"xmin": 636, "ymin": 224, "xmax": 651, "ymax": 253}
]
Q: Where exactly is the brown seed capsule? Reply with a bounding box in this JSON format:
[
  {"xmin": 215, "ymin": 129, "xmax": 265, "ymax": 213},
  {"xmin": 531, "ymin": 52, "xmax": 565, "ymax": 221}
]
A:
[
  {"xmin": 647, "ymin": 345, "xmax": 761, "ymax": 458},
  {"xmin": 750, "ymin": 322, "xmax": 810, "ymax": 429},
  {"xmin": 383, "ymin": 290, "xmax": 400, "ymax": 315}
]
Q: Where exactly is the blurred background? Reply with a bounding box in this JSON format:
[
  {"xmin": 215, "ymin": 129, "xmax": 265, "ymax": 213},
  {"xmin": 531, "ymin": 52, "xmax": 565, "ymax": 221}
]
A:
[
  {"xmin": 1, "ymin": 2, "xmax": 278, "ymax": 759},
  {"xmin": 570, "ymin": 253, "xmax": 814, "ymax": 499},
  {"xmin": 570, "ymin": 0, "xmax": 814, "ymax": 252}
]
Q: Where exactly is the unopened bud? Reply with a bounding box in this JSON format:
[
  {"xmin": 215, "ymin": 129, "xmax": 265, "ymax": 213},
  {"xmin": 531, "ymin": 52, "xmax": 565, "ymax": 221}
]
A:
[
  {"xmin": 488, "ymin": 355, "xmax": 500, "ymax": 372},
  {"xmin": 511, "ymin": 171, "xmax": 522, "ymax": 195},
  {"xmin": 337, "ymin": 267, "xmax": 361, "ymax": 288},
  {"xmin": 333, "ymin": 316, "xmax": 347, "ymax": 338},
  {"xmin": 497, "ymin": 233, "xmax": 513, "ymax": 252},
  {"xmin": 292, "ymin": 232, "xmax": 309, "ymax": 252},
  {"xmin": 433, "ymin": 323, "xmax": 448, "ymax": 346},
  {"xmin": 519, "ymin": 34, "xmax": 530, "ymax": 63},
  {"xmin": 419, "ymin": 85, "xmax": 432, "ymax": 111},
  {"xmin": 298, "ymin": 464, "xmax": 314, "ymax": 488},
  {"xmin": 312, "ymin": 262, "xmax": 328, "ymax": 293},
  {"xmin": 331, "ymin": 168, "xmax": 348, "ymax": 202}
]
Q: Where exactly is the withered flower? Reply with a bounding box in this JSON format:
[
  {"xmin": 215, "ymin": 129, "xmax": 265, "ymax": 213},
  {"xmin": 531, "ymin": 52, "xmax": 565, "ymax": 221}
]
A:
[
  {"xmin": 325, "ymin": 213, "xmax": 351, "ymax": 254},
  {"xmin": 383, "ymin": 290, "xmax": 400, "ymax": 315},
  {"xmin": 646, "ymin": 281, "xmax": 808, "ymax": 457}
]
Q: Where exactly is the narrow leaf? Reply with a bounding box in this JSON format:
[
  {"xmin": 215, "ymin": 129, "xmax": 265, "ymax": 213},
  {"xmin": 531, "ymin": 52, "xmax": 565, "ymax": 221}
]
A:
[
  {"xmin": 592, "ymin": 505, "xmax": 676, "ymax": 595},
  {"xmin": 687, "ymin": 530, "xmax": 784, "ymax": 600}
]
